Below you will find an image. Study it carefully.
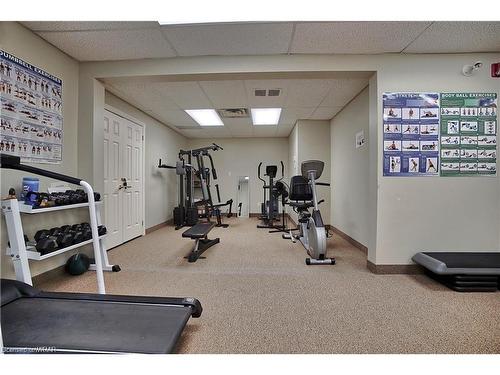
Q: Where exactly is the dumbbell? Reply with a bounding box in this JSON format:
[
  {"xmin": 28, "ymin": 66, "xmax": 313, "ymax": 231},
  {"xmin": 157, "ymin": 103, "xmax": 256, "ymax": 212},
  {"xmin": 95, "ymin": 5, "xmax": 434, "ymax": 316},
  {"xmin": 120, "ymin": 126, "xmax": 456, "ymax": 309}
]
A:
[
  {"xmin": 81, "ymin": 227, "xmax": 92, "ymax": 241},
  {"xmin": 8, "ymin": 234, "xmax": 30, "ymax": 248},
  {"xmin": 49, "ymin": 227, "xmax": 62, "ymax": 236},
  {"xmin": 60, "ymin": 225, "xmax": 72, "ymax": 233},
  {"xmin": 98, "ymin": 225, "xmax": 107, "ymax": 236},
  {"xmin": 69, "ymin": 229, "xmax": 84, "ymax": 244},
  {"xmin": 35, "ymin": 235, "xmax": 58, "ymax": 255},
  {"xmin": 56, "ymin": 232, "xmax": 73, "ymax": 248},
  {"xmin": 34, "ymin": 229, "xmax": 51, "ymax": 242}
]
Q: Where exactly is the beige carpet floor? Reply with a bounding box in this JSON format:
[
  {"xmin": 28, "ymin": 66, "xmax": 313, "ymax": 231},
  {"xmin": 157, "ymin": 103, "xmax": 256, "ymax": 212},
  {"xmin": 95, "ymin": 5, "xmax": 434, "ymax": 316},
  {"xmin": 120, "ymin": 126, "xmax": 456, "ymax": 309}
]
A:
[{"xmin": 39, "ymin": 217, "xmax": 500, "ymax": 354}]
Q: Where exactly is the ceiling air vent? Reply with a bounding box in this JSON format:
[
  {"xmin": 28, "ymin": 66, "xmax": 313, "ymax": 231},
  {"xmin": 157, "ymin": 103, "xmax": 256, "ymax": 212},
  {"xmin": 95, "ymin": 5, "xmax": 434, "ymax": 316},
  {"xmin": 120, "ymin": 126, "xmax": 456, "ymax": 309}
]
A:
[
  {"xmin": 253, "ymin": 88, "xmax": 282, "ymax": 97},
  {"xmin": 268, "ymin": 89, "xmax": 281, "ymax": 97},
  {"xmin": 217, "ymin": 108, "xmax": 249, "ymax": 118}
]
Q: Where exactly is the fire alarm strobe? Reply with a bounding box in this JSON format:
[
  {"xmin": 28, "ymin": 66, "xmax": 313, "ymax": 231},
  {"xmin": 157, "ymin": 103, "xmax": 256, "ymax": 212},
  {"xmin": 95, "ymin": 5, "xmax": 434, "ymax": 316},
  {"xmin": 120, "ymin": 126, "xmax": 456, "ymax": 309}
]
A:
[{"xmin": 492, "ymin": 63, "xmax": 500, "ymax": 78}]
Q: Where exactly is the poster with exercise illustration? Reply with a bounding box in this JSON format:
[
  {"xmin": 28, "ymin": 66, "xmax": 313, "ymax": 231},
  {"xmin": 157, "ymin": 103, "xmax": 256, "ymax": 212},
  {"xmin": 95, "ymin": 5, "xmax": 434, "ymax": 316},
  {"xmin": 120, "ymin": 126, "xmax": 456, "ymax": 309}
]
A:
[
  {"xmin": 440, "ymin": 93, "xmax": 497, "ymax": 176},
  {"xmin": 383, "ymin": 92, "xmax": 440, "ymax": 176},
  {"xmin": 0, "ymin": 50, "xmax": 63, "ymax": 163}
]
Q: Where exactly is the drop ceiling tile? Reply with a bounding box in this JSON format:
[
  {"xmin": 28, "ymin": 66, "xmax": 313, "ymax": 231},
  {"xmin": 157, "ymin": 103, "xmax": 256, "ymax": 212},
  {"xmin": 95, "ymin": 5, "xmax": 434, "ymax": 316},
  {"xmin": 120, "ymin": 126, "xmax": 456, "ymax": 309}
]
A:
[
  {"xmin": 22, "ymin": 21, "xmax": 158, "ymax": 32},
  {"xmin": 244, "ymin": 79, "xmax": 290, "ymax": 107},
  {"xmin": 310, "ymin": 106, "xmax": 344, "ymax": 120},
  {"xmin": 37, "ymin": 28, "xmax": 176, "ymax": 61},
  {"xmin": 221, "ymin": 118, "xmax": 252, "ymax": 129},
  {"xmin": 252, "ymin": 126, "xmax": 278, "ymax": 137},
  {"xmin": 404, "ymin": 22, "xmax": 500, "ymax": 53},
  {"xmin": 199, "ymin": 80, "xmax": 248, "ymax": 108},
  {"xmin": 109, "ymin": 82, "xmax": 179, "ymax": 110},
  {"xmin": 162, "ymin": 23, "xmax": 294, "ymax": 56},
  {"xmin": 319, "ymin": 79, "xmax": 368, "ymax": 107},
  {"xmin": 280, "ymin": 107, "xmax": 316, "ymax": 124},
  {"xmin": 180, "ymin": 129, "xmax": 212, "ymax": 139},
  {"xmin": 151, "ymin": 82, "xmax": 213, "ymax": 108},
  {"xmin": 276, "ymin": 126, "xmax": 293, "ymax": 137},
  {"xmin": 206, "ymin": 127, "xmax": 232, "ymax": 138},
  {"xmin": 152, "ymin": 109, "xmax": 198, "ymax": 127},
  {"xmin": 291, "ymin": 21, "xmax": 431, "ymax": 54},
  {"xmin": 285, "ymin": 79, "xmax": 333, "ymax": 107},
  {"xmin": 229, "ymin": 128, "xmax": 254, "ymax": 138}
]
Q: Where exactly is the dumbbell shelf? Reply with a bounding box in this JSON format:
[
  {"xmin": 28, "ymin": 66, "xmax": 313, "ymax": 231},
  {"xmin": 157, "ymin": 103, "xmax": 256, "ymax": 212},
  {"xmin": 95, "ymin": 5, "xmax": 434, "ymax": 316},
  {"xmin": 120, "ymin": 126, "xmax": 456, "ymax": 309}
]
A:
[
  {"xmin": 2, "ymin": 198, "xmax": 118, "ymax": 286},
  {"xmin": 18, "ymin": 201, "xmax": 103, "ymax": 213},
  {"xmin": 7, "ymin": 235, "xmax": 108, "ymax": 261}
]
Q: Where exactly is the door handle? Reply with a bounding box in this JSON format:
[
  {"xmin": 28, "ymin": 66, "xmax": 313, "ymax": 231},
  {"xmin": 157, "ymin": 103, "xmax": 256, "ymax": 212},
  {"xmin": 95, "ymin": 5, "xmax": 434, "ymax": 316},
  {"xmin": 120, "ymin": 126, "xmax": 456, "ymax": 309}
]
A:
[{"xmin": 118, "ymin": 177, "xmax": 132, "ymax": 190}]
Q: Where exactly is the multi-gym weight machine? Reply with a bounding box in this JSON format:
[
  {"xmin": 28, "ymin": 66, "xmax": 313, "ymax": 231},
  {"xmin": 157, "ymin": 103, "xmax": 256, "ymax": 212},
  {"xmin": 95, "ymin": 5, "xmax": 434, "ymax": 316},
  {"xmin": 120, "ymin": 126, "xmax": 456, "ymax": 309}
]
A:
[{"xmin": 158, "ymin": 143, "xmax": 233, "ymax": 230}]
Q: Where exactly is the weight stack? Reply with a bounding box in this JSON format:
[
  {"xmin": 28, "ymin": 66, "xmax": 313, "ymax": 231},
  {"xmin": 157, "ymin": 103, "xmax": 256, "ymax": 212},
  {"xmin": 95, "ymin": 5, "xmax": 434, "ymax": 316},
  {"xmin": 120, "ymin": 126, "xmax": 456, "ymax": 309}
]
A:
[
  {"xmin": 173, "ymin": 207, "xmax": 185, "ymax": 227},
  {"xmin": 186, "ymin": 207, "xmax": 199, "ymax": 226}
]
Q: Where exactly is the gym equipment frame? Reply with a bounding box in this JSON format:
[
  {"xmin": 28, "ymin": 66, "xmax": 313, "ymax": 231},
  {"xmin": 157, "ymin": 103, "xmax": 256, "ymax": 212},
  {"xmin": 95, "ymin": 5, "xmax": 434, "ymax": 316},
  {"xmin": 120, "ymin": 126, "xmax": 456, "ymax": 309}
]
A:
[{"xmin": 284, "ymin": 160, "xmax": 335, "ymax": 265}]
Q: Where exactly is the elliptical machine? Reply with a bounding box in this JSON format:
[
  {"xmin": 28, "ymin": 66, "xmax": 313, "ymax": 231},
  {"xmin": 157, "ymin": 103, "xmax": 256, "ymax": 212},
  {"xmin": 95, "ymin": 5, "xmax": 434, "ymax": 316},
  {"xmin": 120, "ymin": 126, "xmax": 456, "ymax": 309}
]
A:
[
  {"xmin": 257, "ymin": 161, "xmax": 284, "ymax": 229},
  {"xmin": 283, "ymin": 160, "xmax": 335, "ymax": 265}
]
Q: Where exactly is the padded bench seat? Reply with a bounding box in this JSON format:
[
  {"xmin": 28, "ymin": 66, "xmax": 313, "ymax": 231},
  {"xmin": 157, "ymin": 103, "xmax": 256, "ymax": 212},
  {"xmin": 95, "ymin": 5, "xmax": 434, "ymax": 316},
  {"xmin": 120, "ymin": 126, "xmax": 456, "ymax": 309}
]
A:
[
  {"xmin": 182, "ymin": 222, "xmax": 219, "ymax": 262},
  {"xmin": 182, "ymin": 222, "xmax": 215, "ymax": 239}
]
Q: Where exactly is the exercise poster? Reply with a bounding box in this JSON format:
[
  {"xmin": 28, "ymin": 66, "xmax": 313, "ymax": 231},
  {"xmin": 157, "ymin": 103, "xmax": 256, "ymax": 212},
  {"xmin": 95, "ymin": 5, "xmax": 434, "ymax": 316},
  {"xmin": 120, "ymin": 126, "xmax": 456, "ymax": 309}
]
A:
[
  {"xmin": 383, "ymin": 92, "xmax": 440, "ymax": 176},
  {"xmin": 0, "ymin": 50, "xmax": 63, "ymax": 163},
  {"xmin": 440, "ymin": 93, "xmax": 497, "ymax": 176}
]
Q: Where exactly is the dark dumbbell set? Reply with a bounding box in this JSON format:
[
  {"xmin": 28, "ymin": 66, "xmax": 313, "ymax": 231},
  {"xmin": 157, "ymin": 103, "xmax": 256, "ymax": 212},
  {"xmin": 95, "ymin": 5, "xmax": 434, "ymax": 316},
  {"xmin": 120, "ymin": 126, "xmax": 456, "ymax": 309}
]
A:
[
  {"xmin": 33, "ymin": 223, "xmax": 107, "ymax": 255},
  {"xmin": 25, "ymin": 189, "xmax": 101, "ymax": 209}
]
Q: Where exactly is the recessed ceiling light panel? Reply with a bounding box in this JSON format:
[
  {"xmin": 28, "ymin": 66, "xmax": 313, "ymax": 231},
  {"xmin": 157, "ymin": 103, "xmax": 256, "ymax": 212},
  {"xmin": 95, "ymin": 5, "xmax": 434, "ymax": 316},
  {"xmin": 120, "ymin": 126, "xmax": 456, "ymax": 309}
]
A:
[
  {"xmin": 251, "ymin": 108, "xmax": 282, "ymax": 125},
  {"xmin": 185, "ymin": 109, "xmax": 224, "ymax": 126}
]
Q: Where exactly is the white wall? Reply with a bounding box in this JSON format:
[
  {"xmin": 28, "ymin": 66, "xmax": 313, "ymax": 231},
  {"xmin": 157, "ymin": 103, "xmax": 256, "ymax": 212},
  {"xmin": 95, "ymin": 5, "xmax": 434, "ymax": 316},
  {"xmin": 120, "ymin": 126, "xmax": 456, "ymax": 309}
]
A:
[
  {"xmin": 104, "ymin": 92, "xmax": 187, "ymax": 228},
  {"xmin": 187, "ymin": 138, "xmax": 289, "ymax": 215},
  {"xmin": 295, "ymin": 120, "xmax": 331, "ymax": 224},
  {"xmin": 77, "ymin": 51, "xmax": 500, "ymax": 267},
  {"xmin": 375, "ymin": 56, "xmax": 499, "ymax": 265},
  {"xmin": 330, "ymin": 87, "xmax": 370, "ymax": 245},
  {"xmin": 0, "ymin": 22, "xmax": 87, "ymax": 279}
]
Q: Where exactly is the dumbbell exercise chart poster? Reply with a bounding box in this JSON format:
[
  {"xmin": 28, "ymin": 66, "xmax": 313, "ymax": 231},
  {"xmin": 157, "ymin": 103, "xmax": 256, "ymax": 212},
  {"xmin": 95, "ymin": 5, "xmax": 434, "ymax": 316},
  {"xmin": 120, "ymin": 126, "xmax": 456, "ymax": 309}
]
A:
[
  {"xmin": 440, "ymin": 93, "xmax": 497, "ymax": 176},
  {"xmin": 0, "ymin": 50, "xmax": 63, "ymax": 163},
  {"xmin": 383, "ymin": 92, "xmax": 440, "ymax": 176}
]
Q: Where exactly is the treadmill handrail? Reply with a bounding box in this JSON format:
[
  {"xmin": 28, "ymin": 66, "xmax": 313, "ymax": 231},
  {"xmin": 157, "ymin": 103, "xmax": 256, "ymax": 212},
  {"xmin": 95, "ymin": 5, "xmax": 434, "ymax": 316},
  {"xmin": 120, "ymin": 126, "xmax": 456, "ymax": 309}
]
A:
[
  {"xmin": 0, "ymin": 154, "xmax": 81, "ymax": 185},
  {"xmin": 0, "ymin": 154, "xmax": 106, "ymax": 294}
]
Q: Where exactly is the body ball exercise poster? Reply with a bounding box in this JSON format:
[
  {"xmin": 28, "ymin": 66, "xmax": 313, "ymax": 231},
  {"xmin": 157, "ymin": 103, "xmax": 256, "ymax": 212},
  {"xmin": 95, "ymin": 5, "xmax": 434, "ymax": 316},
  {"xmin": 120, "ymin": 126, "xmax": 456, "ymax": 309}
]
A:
[
  {"xmin": 0, "ymin": 50, "xmax": 63, "ymax": 164},
  {"xmin": 383, "ymin": 92, "xmax": 440, "ymax": 176},
  {"xmin": 440, "ymin": 93, "xmax": 497, "ymax": 176}
]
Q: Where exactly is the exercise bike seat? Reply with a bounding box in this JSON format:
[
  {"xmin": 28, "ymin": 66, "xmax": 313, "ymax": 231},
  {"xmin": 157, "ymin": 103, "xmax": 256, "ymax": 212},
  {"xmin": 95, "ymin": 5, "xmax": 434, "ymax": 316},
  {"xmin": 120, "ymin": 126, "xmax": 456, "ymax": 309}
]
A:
[{"xmin": 182, "ymin": 222, "xmax": 215, "ymax": 239}]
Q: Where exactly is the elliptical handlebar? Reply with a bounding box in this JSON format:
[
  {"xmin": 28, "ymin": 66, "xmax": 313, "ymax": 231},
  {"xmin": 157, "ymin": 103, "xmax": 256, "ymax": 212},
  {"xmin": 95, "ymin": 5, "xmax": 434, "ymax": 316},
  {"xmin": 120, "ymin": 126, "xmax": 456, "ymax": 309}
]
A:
[
  {"xmin": 257, "ymin": 162, "xmax": 265, "ymax": 183},
  {"xmin": 278, "ymin": 161, "xmax": 285, "ymax": 182}
]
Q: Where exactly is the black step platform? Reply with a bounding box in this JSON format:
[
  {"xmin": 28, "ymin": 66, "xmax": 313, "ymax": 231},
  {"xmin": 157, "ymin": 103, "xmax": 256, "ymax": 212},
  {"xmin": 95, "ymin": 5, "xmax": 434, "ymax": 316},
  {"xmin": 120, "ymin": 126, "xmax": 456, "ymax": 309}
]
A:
[{"xmin": 413, "ymin": 252, "xmax": 500, "ymax": 292}]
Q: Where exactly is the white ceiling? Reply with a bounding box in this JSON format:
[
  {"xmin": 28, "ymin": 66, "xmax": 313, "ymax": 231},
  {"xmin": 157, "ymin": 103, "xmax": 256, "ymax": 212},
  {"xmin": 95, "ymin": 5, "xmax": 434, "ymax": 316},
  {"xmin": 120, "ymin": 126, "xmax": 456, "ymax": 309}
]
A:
[
  {"xmin": 105, "ymin": 77, "xmax": 368, "ymax": 138},
  {"xmin": 22, "ymin": 21, "xmax": 500, "ymax": 61}
]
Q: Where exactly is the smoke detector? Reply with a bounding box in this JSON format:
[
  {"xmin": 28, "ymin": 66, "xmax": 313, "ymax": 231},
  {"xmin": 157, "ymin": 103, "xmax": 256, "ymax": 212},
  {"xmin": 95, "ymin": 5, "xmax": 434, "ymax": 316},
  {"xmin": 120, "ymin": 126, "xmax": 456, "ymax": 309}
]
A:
[{"xmin": 217, "ymin": 108, "xmax": 249, "ymax": 118}]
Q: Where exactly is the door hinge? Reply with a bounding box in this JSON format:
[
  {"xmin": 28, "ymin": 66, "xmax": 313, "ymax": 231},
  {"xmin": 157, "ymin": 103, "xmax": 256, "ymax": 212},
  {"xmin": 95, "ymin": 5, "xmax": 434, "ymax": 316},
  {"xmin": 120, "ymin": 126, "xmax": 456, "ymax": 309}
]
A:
[{"xmin": 142, "ymin": 135, "xmax": 144, "ymax": 141}]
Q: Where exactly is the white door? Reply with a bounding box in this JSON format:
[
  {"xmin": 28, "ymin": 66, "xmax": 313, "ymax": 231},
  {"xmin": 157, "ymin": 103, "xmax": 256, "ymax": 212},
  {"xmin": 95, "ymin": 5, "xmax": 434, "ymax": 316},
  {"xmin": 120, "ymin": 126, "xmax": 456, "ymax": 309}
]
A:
[{"xmin": 103, "ymin": 109, "xmax": 144, "ymax": 249}]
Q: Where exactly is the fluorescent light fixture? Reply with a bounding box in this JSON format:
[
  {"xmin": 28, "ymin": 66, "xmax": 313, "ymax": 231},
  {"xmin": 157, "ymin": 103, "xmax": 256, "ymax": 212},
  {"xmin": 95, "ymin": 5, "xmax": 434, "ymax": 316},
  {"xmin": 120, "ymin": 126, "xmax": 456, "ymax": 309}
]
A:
[
  {"xmin": 185, "ymin": 109, "xmax": 224, "ymax": 126},
  {"xmin": 251, "ymin": 108, "xmax": 281, "ymax": 125}
]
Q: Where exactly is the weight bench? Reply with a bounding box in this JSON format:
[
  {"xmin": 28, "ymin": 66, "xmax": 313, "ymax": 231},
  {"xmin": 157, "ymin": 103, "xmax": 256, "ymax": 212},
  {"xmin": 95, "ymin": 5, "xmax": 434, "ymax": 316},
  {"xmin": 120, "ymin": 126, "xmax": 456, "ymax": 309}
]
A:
[
  {"xmin": 182, "ymin": 222, "xmax": 220, "ymax": 262},
  {"xmin": 412, "ymin": 252, "xmax": 500, "ymax": 292}
]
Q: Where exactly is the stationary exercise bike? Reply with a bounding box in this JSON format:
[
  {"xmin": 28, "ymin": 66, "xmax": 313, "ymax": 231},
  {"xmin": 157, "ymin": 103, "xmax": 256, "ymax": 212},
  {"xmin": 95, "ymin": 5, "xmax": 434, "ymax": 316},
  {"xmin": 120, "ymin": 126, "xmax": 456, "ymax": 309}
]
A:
[{"xmin": 283, "ymin": 160, "xmax": 335, "ymax": 265}]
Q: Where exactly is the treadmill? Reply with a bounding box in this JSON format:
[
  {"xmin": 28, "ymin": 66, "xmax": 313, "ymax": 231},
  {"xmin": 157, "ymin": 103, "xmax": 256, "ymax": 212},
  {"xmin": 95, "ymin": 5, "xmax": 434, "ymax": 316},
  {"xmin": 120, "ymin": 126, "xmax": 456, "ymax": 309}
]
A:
[
  {"xmin": 0, "ymin": 154, "xmax": 203, "ymax": 353},
  {"xmin": 1, "ymin": 279, "xmax": 201, "ymax": 353},
  {"xmin": 413, "ymin": 252, "xmax": 500, "ymax": 292}
]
